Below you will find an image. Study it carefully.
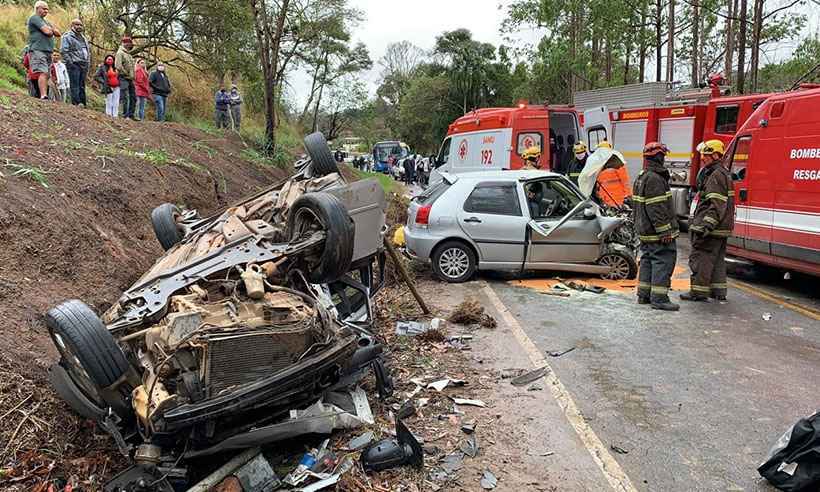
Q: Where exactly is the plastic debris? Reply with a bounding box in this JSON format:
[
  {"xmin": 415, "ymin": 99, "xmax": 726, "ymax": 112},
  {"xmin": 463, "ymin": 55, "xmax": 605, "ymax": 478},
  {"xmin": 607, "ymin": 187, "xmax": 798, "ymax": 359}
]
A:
[
  {"xmin": 452, "ymin": 397, "xmax": 486, "ymax": 408},
  {"xmin": 396, "ymin": 318, "xmax": 443, "ymax": 336},
  {"xmin": 511, "ymin": 366, "xmax": 548, "ymax": 386},
  {"xmin": 440, "ymin": 453, "xmax": 464, "ymax": 474},
  {"xmin": 283, "ymin": 448, "xmax": 319, "ymax": 486},
  {"xmin": 480, "ymin": 470, "xmax": 498, "ymax": 489},
  {"xmin": 460, "ymin": 434, "xmax": 479, "ymax": 458},
  {"xmin": 548, "ymin": 347, "xmax": 576, "ymax": 357},
  {"xmin": 461, "ymin": 422, "xmax": 476, "ymax": 434},
  {"xmin": 361, "ymin": 418, "xmax": 424, "ymax": 472},
  {"xmin": 610, "ymin": 444, "xmax": 629, "ymax": 454},
  {"xmin": 427, "ymin": 378, "xmax": 466, "ymax": 392},
  {"xmin": 762, "ymin": 312, "xmax": 773, "ymax": 321}
]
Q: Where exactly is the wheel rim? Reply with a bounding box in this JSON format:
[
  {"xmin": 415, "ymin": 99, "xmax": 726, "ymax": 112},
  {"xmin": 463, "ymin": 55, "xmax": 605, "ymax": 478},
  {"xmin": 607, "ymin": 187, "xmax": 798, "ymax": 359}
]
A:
[
  {"xmin": 599, "ymin": 253, "xmax": 630, "ymax": 280},
  {"xmin": 438, "ymin": 247, "xmax": 470, "ymax": 279},
  {"xmin": 51, "ymin": 332, "xmax": 106, "ymax": 406}
]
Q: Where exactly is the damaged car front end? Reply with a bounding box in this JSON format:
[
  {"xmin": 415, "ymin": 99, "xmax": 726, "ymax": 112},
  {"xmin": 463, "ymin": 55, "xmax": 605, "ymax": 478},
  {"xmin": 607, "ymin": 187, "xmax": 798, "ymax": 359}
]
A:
[{"xmin": 45, "ymin": 133, "xmax": 390, "ymax": 488}]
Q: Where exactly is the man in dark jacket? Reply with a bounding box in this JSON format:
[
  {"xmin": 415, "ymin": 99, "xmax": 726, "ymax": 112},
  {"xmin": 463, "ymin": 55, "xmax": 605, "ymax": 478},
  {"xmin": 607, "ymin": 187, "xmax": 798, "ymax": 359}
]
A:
[
  {"xmin": 567, "ymin": 142, "xmax": 588, "ymax": 185},
  {"xmin": 633, "ymin": 142, "xmax": 680, "ymax": 311},
  {"xmin": 60, "ymin": 19, "xmax": 89, "ymax": 106},
  {"xmin": 215, "ymin": 86, "xmax": 231, "ymax": 129},
  {"xmin": 149, "ymin": 63, "xmax": 171, "ymax": 121},
  {"xmin": 403, "ymin": 155, "xmax": 416, "ymax": 185},
  {"xmin": 681, "ymin": 140, "xmax": 735, "ymax": 302}
]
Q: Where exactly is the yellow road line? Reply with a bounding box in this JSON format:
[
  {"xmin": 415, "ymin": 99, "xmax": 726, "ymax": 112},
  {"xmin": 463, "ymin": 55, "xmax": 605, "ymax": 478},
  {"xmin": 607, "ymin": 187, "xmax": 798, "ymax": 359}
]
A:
[
  {"xmin": 729, "ymin": 280, "xmax": 820, "ymax": 321},
  {"xmin": 482, "ymin": 282, "xmax": 638, "ymax": 492}
]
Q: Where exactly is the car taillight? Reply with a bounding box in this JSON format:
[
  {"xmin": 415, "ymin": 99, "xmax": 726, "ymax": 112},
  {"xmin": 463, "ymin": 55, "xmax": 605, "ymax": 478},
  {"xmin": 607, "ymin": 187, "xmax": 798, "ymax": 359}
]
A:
[{"xmin": 415, "ymin": 204, "xmax": 432, "ymax": 226}]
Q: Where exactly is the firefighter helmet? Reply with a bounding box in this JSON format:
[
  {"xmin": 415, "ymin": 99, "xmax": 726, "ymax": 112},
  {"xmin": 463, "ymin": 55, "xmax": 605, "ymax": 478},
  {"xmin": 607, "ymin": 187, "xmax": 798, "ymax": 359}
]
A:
[
  {"xmin": 597, "ymin": 141, "xmax": 613, "ymax": 150},
  {"xmin": 522, "ymin": 146, "xmax": 541, "ymax": 162},
  {"xmin": 573, "ymin": 142, "xmax": 588, "ymax": 154},
  {"xmin": 643, "ymin": 142, "xmax": 670, "ymax": 157},
  {"xmin": 696, "ymin": 139, "xmax": 725, "ymax": 156}
]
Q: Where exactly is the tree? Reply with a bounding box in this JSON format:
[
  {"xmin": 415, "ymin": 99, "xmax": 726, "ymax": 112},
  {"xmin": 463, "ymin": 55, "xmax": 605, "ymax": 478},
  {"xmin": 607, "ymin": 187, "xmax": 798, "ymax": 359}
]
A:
[
  {"xmin": 396, "ymin": 75, "xmax": 453, "ymax": 152},
  {"xmin": 317, "ymin": 77, "xmax": 369, "ymax": 140}
]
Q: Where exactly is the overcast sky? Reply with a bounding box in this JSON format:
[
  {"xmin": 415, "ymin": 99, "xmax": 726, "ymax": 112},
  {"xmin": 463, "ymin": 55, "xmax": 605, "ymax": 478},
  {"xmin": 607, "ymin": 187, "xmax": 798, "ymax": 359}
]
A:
[{"xmin": 287, "ymin": 0, "xmax": 819, "ymax": 107}]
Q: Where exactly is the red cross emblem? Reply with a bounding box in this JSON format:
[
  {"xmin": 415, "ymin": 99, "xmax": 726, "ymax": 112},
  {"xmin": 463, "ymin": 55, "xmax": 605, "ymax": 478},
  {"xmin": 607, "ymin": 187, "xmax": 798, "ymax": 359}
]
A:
[{"xmin": 458, "ymin": 139, "xmax": 468, "ymax": 160}]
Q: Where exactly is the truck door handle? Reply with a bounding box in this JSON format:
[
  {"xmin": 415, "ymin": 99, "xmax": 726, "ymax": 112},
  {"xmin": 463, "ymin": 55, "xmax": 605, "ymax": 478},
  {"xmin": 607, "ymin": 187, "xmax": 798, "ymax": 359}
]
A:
[
  {"xmin": 463, "ymin": 217, "xmax": 482, "ymax": 224},
  {"xmin": 739, "ymin": 188, "xmax": 748, "ymax": 201}
]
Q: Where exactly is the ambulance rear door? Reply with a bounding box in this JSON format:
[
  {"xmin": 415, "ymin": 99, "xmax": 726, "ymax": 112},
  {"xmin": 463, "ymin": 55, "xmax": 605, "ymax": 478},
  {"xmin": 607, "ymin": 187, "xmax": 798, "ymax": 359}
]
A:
[
  {"xmin": 658, "ymin": 115, "xmax": 696, "ymax": 216},
  {"xmin": 449, "ymin": 128, "xmax": 511, "ymax": 173},
  {"xmin": 583, "ymin": 106, "xmax": 612, "ymax": 148},
  {"xmin": 612, "ymin": 117, "xmax": 648, "ymax": 185}
]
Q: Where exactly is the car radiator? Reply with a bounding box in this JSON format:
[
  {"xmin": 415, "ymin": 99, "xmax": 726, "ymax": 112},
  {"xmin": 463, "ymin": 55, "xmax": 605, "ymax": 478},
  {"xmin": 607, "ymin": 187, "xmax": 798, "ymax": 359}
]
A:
[{"xmin": 203, "ymin": 326, "xmax": 313, "ymax": 396}]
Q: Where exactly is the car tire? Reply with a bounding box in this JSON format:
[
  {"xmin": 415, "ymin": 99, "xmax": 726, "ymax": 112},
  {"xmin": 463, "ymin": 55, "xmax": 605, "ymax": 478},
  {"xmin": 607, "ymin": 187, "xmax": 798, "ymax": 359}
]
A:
[
  {"xmin": 304, "ymin": 132, "xmax": 339, "ymax": 176},
  {"xmin": 46, "ymin": 300, "xmax": 131, "ymax": 410},
  {"xmin": 48, "ymin": 363, "xmax": 106, "ymax": 420},
  {"xmin": 288, "ymin": 192, "xmax": 354, "ymax": 284},
  {"xmin": 598, "ymin": 249, "xmax": 638, "ymax": 280},
  {"xmin": 432, "ymin": 241, "xmax": 477, "ymax": 283},
  {"xmin": 151, "ymin": 203, "xmax": 184, "ymax": 251}
]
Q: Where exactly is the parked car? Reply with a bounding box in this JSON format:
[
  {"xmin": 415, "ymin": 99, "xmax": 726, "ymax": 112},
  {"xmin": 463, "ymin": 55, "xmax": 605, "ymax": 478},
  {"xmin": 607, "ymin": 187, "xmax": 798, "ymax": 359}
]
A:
[
  {"xmin": 403, "ymin": 170, "xmax": 638, "ymax": 283},
  {"xmin": 45, "ymin": 133, "xmax": 390, "ymax": 483}
]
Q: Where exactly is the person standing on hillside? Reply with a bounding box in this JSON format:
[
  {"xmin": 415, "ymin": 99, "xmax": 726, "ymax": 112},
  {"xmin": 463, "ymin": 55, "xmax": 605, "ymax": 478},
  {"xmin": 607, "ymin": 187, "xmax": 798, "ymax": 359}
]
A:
[
  {"xmin": 48, "ymin": 51, "xmax": 69, "ymax": 102},
  {"xmin": 134, "ymin": 59, "xmax": 151, "ymax": 121},
  {"xmin": 228, "ymin": 85, "xmax": 243, "ymax": 131},
  {"xmin": 94, "ymin": 54, "xmax": 120, "ymax": 117},
  {"xmin": 21, "ymin": 45, "xmax": 41, "ymax": 98},
  {"xmin": 27, "ymin": 1, "xmax": 61, "ymax": 101},
  {"xmin": 115, "ymin": 36, "xmax": 136, "ymax": 120},
  {"xmin": 60, "ymin": 19, "xmax": 89, "ymax": 106},
  {"xmin": 214, "ymin": 86, "xmax": 231, "ymax": 129},
  {"xmin": 149, "ymin": 62, "xmax": 171, "ymax": 122}
]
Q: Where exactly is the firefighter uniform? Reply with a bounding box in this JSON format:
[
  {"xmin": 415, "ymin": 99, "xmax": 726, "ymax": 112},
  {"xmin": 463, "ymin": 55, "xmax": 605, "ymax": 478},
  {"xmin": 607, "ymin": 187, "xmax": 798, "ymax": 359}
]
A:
[
  {"xmin": 567, "ymin": 142, "xmax": 588, "ymax": 184},
  {"xmin": 683, "ymin": 156, "xmax": 735, "ymax": 301},
  {"xmin": 521, "ymin": 146, "xmax": 542, "ymax": 170},
  {"xmin": 633, "ymin": 142, "xmax": 679, "ymax": 311}
]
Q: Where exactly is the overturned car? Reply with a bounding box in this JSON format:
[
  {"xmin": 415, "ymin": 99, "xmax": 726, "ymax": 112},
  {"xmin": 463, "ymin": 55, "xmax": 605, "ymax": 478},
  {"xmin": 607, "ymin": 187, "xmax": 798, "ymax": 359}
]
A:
[{"xmin": 45, "ymin": 133, "xmax": 390, "ymax": 485}]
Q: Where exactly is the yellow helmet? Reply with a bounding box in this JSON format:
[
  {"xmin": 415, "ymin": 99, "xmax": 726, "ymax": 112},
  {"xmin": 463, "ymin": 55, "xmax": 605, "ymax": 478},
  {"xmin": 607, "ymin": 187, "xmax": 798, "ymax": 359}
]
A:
[
  {"xmin": 573, "ymin": 141, "xmax": 588, "ymax": 154},
  {"xmin": 597, "ymin": 141, "xmax": 613, "ymax": 150},
  {"xmin": 697, "ymin": 139, "xmax": 725, "ymax": 156},
  {"xmin": 522, "ymin": 146, "xmax": 541, "ymax": 161}
]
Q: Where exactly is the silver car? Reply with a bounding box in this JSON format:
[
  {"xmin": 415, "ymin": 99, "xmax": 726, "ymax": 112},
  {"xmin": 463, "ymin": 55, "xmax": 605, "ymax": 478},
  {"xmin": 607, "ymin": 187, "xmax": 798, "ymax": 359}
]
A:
[{"xmin": 404, "ymin": 170, "xmax": 638, "ymax": 283}]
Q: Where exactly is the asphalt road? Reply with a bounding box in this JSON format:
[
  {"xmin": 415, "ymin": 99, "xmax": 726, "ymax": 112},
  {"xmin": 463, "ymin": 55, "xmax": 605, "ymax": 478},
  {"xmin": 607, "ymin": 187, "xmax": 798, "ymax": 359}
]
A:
[{"xmin": 483, "ymin": 240, "xmax": 820, "ymax": 492}]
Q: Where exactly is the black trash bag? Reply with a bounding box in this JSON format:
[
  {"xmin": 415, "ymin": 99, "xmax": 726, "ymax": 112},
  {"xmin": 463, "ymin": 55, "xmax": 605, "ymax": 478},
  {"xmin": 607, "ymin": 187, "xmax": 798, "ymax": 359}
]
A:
[{"xmin": 758, "ymin": 410, "xmax": 820, "ymax": 492}]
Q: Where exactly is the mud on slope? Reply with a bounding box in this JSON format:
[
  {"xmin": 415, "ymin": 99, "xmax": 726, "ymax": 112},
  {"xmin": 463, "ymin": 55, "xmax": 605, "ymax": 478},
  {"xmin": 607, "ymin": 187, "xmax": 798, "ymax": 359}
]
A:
[{"xmin": 0, "ymin": 92, "xmax": 289, "ymax": 374}]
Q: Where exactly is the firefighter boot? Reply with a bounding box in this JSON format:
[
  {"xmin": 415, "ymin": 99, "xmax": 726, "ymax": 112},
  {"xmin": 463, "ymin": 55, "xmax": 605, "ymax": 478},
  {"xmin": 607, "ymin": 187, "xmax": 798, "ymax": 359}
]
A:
[
  {"xmin": 650, "ymin": 295, "xmax": 680, "ymax": 311},
  {"xmin": 680, "ymin": 292, "xmax": 711, "ymax": 302}
]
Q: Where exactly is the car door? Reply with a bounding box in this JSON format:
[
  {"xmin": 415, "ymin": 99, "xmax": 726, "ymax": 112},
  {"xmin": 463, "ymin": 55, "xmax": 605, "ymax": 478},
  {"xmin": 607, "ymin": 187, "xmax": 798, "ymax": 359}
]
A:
[
  {"xmin": 524, "ymin": 178, "xmax": 603, "ymax": 264},
  {"xmin": 457, "ymin": 181, "xmax": 528, "ymax": 269}
]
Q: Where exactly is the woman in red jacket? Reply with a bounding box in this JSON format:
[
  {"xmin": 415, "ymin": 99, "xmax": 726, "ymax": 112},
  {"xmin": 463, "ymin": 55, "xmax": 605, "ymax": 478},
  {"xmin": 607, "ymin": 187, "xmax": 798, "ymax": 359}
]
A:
[{"xmin": 134, "ymin": 59, "xmax": 152, "ymax": 121}]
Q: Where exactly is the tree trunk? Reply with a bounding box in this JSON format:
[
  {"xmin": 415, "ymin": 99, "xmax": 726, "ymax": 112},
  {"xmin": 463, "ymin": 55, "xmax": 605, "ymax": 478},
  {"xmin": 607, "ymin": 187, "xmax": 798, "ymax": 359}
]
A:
[
  {"xmin": 725, "ymin": 0, "xmax": 737, "ymax": 81},
  {"xmin": 736, "ymin": 0, "xmax": 748, "ymax": 93},
  {"xmin": 300, "ymin": 63, "xmax": 322, "ymax": 126},
  {"xmin": 666, "ymin": 0, "xmax": 675, "ymax": 82},
  {"xmin": 624, "ymin": 38, "xmax": 632, "ymax": 84},
  {"xmin": 692, "ymin": 0, "xmax": 700, "ymax": 86},
  {"xmin": 569, "ymin": 6, "xmax": 578, "ymax": 93},
  {"xmin": 311, "ymin": 60, "xmax": 328, "ymax": 133},
  {"xmin": 250, "ymin": 0, "xmax": 275, "ymax": 154},
  {"xmin": 750, "ymin": 0, "xmax": 764, "ymax": 92},
  {"xmin": 655, "ymin": 0, "xmax": 663, "ymax": 82},
  {"xmin": 605, "ymin": 35, "xmax": 613, "ymax": 82},
  {"xmin": 639, "ymin": 0, "xmax": 647, "ymax": 82}
]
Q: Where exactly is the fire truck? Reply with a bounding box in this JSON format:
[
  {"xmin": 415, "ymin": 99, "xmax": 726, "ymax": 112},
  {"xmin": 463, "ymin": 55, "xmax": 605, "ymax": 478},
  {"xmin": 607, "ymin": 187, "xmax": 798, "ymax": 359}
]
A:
[{"xmin": 430, "ymin": 79, "xmax": 819, "ymax": 276}]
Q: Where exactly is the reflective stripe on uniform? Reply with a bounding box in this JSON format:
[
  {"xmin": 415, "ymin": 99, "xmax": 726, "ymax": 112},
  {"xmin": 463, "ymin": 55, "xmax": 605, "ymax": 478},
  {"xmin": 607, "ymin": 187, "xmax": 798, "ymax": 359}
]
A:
[
  {"xmin": 638, "ymin": 282, "xmax": 651, "ymax": 289},
  {"xmin": 691, "ymin": 284, "xmax": 711, "ymax": 293},
  {"xmin": 704, "ymin": 192, "xmax": 728, "ymax": 202},
  {"xmin": 632, "ymin": 191, "xmax": 672, "ymax": 204},
  {"xmin": 656, "ymin": 223, "xmax": 672, "ymax": 233},
  {"xmin": 703, "ymin": 216, "xmax": 718, "ymax": 225},
  {"xmin": 709, "ymin": 229, "xmax": 732, "ymax": 237},
  {"xmin": 639, "ymin": 231, "xmax": 680, "ymax": 242},
  {"xmin": 650, "ymin": 286, "xmax": 669, "ymax": 295},
  {"xmin": 710, "ymin": 283, "xmax": 728, "ymax": 289}
]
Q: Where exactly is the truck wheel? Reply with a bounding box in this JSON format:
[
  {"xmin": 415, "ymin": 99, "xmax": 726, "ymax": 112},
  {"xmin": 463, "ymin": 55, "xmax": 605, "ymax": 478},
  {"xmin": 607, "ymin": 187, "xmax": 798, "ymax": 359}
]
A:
[
  {"xmin": 432, "ymin": 241, "xmax": 477, "ymax": 283},
  {"xmin": 151, "ymin": 203, "xmax": 184, "ymax": 251},
  {"xmin": 46, "ymin": 300, "xmax": 132, "ymax": 414},
  {"xmin": 288, "ymin": 192, "xmax": 354, "ymax": 283},
  {"xmin": 304, "ymin": 132, "xmax": 339, "ymax": 176},
  {"xmin": 598, "ymin": 249, "xmax": 638, "ymax": 280}
]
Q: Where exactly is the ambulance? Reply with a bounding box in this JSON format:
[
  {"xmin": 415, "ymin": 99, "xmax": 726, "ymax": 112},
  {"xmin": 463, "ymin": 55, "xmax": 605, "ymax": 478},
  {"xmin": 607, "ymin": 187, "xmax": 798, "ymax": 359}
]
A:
[{"xmin": 723, "ymin": 87, "xmax": 820, "ymax": 276}]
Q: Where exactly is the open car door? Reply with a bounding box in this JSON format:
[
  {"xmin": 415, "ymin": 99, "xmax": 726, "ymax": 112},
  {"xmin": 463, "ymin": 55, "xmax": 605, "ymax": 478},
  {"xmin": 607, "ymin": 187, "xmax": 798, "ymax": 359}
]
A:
[{"xmin": 583, "ymin": 106, "xmax": 612, "ymax": 149}]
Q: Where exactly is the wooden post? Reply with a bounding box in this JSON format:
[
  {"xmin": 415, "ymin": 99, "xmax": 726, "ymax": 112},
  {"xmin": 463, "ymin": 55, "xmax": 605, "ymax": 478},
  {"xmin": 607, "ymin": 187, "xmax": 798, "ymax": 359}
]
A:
[{"xmin": 382, "ymin": 236, "xmax": 431, "ymax": 315}]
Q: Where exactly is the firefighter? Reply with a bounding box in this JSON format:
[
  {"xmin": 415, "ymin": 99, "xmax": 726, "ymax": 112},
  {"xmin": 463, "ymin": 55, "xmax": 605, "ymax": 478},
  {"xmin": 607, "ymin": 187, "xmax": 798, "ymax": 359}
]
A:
[
  {"xmin": 596, "ymin": 140, "xmax": 613, "ymax": 150},
  {"xmin": 567, "ymin": 142, "xmax": 588, "ymax": 184},
  {"xmin": 595, "ymin": 154, "xmax": 632, "ymax": 207},
  {"xmin": 681, "ymin": 139, "xmax": 734, "ymax": 302},
  {"xmin": 633, "ymin": 142, "xmax": 680, "ymax": 311},
  {"xmin": 521, "ymin": 146, "xmax": 542, "ymax": 170}
]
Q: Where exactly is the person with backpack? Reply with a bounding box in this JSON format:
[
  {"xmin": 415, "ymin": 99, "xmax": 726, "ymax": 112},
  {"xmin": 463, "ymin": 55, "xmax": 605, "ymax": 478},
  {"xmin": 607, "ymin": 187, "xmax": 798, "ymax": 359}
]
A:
[{"xmin": 94, "ymin": 54, "xmax": 120, "ymax": 117}]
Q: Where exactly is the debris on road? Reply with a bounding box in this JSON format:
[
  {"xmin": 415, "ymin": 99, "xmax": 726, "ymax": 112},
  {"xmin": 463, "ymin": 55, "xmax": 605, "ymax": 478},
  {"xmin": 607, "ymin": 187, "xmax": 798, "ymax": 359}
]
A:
[
  {"xmin": 427, "ymin": 378, "xmax": 466, "ymax": 392},
  {"xmin": 481, "ymin": 469, "xmax": 499, "ymax": 489},
  {"xmin": 610, "ymin": 445, "xmax": 630, "ymax": 454},
  {"xmin": 361, "ymin": 418, "xmax": 424, "ymax": 472},
  {"xmin": 548, "ymin": 347, "xmax": 577, "ymax": 357},
  {"xmin": 762, "ymin": 312, "xmax": 773, "ymax": 321},
  {"xmin": 758, "ymin": 410, "xmax": 820, "ymax": 491},
  {"xmin": 346, "ymin": 431, "xmax": 375, "ymax": 451},
  {"xmin": 396, "ymin": 317, "xmax": 444, "ymax": 336},
  {"xmin": 452, "ymin": 397, "xmax": 487, "ymax": 408},
  {"xmin": 511, "ymin": 366, "xmax": 549, "ymax": 386},
  {"xmin": 460, "ymin": 434, "xmax": 480, "ymax": 457},
  {"xmin": 448, "ymin": 298, "xmax": 498, "ymax": 328}
]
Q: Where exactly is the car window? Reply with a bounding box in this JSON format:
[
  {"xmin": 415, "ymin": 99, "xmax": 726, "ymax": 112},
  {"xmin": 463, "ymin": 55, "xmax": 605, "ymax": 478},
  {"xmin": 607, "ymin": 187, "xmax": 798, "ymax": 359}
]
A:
[
  {"xmin": 729, "ymin": 136, "xmax": 751, "ymax": 181},
  {"xmin": 525, "ymin": 179, "xmax": 582, "ymax": 219},
  {"xmin": 463, "ymin": 182, "xmax": 521, "ymax": 216},
  {"xmin": 715, "ymin": 105, "xmax": 740, "ymax": 134},
  {"xmin": 436, "ymin": 138, "xmax": 451, "ymax": 167},
  {"xmin": 587, "ymin": 127, "xmax": 607, "ymax": 149}
]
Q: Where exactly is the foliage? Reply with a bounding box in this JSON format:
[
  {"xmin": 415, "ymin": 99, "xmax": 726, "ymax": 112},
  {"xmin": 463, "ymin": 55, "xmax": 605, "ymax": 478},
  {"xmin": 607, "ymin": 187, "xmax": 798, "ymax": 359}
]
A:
[
  {"xmin": 757, "ymin": 36, "xmax": 820, "ymax": 92},
  {"xmin": 5, "ymin": 162, "xmax": 52, "ymax": 188}
]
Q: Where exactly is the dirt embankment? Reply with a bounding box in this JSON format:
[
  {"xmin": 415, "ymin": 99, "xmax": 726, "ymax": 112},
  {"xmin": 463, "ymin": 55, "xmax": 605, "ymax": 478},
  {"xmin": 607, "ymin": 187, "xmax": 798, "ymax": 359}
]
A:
[{"xmin": 0, "ymin": 92, "xmax": 289, "ymax": 370}]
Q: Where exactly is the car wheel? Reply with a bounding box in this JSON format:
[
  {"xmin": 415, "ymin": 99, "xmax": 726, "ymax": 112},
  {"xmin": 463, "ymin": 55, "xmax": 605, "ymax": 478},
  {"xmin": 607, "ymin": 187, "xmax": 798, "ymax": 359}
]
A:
[
  {"xmin": 151, "ymin": 203, "xmax": 184, "ymax": 251},
  {"xmin": 432, "ymin": 241, "xmax": 477, "ymax": 283},
  {"xmin": 288, "ymin": 192, "xmax": 354, "ymax": 284},
  {"xmin": 304, "ymin": 132, "xmax": 339, "ymax": 176},
  {"xmin": 598, "ymin": 249, "xmax": 638, "ymax": 280},
  {"xmin": 48, "ymin": 363, "xmax": 106, "ymax": 420},
  {"xmin": 46, "ymin": 300, "xmax": 132, "ymax": 415}
]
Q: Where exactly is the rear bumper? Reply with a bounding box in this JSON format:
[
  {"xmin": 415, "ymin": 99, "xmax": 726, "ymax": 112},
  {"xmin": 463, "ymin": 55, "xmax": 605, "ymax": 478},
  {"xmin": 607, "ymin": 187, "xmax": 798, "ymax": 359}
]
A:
[{"xmin": 403, "ymin": 226, "xmax": 440, "ymax": 261}]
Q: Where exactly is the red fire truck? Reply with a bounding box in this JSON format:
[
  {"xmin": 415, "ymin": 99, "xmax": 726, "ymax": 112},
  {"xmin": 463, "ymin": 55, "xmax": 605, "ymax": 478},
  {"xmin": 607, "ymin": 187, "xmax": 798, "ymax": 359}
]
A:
[{"xmin": 430, "ymin": 79, "xmax": 819, "ymax": 276}]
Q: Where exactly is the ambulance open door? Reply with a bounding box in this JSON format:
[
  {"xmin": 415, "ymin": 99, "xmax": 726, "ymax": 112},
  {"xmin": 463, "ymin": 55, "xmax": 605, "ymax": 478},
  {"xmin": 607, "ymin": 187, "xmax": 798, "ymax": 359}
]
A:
[{"xmin": 583, "ymin": 106, "xmax": 612, "ymax": 149}]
